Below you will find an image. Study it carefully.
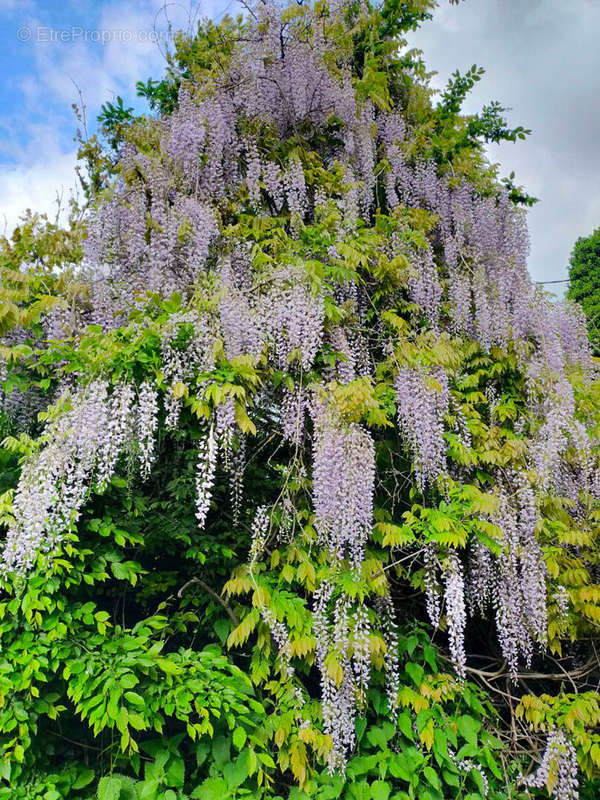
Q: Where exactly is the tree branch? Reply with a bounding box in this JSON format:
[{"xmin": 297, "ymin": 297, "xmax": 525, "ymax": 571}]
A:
[{"xmin": 178, "ymin": 576, "xmax": 240, "ymax": 627}]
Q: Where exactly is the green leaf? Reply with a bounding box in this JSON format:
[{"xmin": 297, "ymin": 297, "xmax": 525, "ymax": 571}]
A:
[
  {"xmin": 111, "ymin": 561, "xmax": 129, "ymax": 580},
  {"xmin": 125, "ymin": 691, "xmax": 145, "ymax": 707},
  {"xmin": 457, "ymin": 715, "xmax": 481, "ymax": 745},
  {"xmin": 366, "ymin": 726, "xmax": 389, "ymax": 749},
  {"xmin": 370, "ymin": 780, "xmax": 391, "ymax": 800},
  {"xmin": 348, "ymin": 780, "xmax": 370, "ymax": 800},
  {"xmin": 432, "ymin": 728, "xmax": 449, "ymax": 765},
  {"xmin": 258, "ymin": 752, "xmax": 276, "ymax": 768},
  {"xmin": 120, "ymin": 673, "xmax": 139, "ymax": 689},
  {"xmin": 191, "ymin": 777, "xmax": 230, "ymax": 800},
  {"xmin": 165, "ymin": 756, "xmax": 185, "ymax": 788},
  {"xmin": 224, "ymin": 752, "xmax": 249, "ymax": 789},
  {"xmin": 419, "ymin": 789, "xmax": 443, "ymax": 800},
  {"xmin": 139, "ymin": 778, "xmax": 160, "ymax": 799},
  {"xmin": 233, "ymin": 726, "xmax": 247, "ymax": 750},
  {"xmin": 397, "ymin": 711, "xmax": 413, "ymax": 740},
  {"xmin": 97, "ymin": 776, "xmax": 122, "ymax": 800},
  {"xmin": 405, "ymin": 662, "xmax": 424, "ymax": 687},
  {"xmin": 389, "ymin": 754, "xmax": 412, "ymax": 782},
  {"xmin": 347, "ymin": 755, "xmax": 379, "ymax": 779},
  {"xmin": 212, "ymin": 736, "xmax": 231, "ymax": 768},
  {"xmin": 245, "ymin": 747, "xmax": 258, "ymax": 777},
  {"xmin": 456, "ymin": 743, "xmax": 479, "ymax": 760},
  {"xmin": 155, "ymin": 658, "xmax": 182, "ymax": 675},
  {"xmin": 355, "ymin": 716, "xmax": 367, "ymax": 743},
  {"xmin": 442, "ymin": 768, "xmax": 460, "ymax": 787},
  {"xmin": 423, "ymin": 644, "xmax": 438, "ymax": 671},
  {"xmin": 423, "ymin": 766, "xmax": 441, "ymax": 791},
  {"xmin": 72, "ymin": 768, "xmax": 95, "ymax": 789}
]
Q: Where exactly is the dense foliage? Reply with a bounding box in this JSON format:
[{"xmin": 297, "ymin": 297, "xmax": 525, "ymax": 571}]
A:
[
  {"xmin": 1, "ymin": 2, "xmax": 600, "ymax": 799},
  {"xmin": 568, "ymin": 227, "xmax": 600, "ymax": 354}
]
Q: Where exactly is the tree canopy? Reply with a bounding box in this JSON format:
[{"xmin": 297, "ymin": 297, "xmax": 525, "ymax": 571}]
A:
[
  {"xmin": 568, "ymin": 227, "xmax": 600, "ymax": 354},
  {"xmin": 0, "ymin": 2, "xmax": 599, "ymax": 800}
]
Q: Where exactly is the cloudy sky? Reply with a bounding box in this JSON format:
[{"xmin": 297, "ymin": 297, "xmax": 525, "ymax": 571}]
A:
[
  {"xmin": 0, "ymin": 0, "xmax": 229, "ymax": 229},
  {"xmin": 0, "ymin": 0, "xmax": 599, "ymax": 290},
  {"xmin": 405, "ymin": 0, "xmax": 600, "ymax": 291}
]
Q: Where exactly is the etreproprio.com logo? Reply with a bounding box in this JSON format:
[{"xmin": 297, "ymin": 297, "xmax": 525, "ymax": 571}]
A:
[{"xmin": 16, "ymin": 25, "xmax": 174, "ymax": 44}]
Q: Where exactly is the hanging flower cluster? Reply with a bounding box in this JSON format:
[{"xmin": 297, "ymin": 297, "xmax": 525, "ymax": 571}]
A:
[
  {"xmin": 2, "ymin": 380, "xmax": 159, "ymax": 573},
  {"xmin": 311, "ymin": 397, "xmax": 375, "ymax": 569},
  {"xmin": 85, "ymin": 150, "xmax": 218, "ymax": 300},
  {"xmin": 524, "ymin": 728, "xmax": 579, "ymax": 800},
  {"xmin": 421, "ymin": 469, "xmax": 550, "ymax": 681},
  {"xmin": 374, "ymin": 592, "xmax": 400, "ymax": 720},
  {"xmin": 195, "ymin": 422, "xmax": 218, "ymax": 529},
  {"xmin": 137, "ymin": 381, "xmax": 159, "ymax": 480},
  {"xmin": 460, "ymin": 474, "xmax": 548, "ymax": 677},
  {"xmin": 396, "ymin": 366, "xmax": 450, "ymax": 491},
  {"xmin": 380, "ymin": 113, "xmax": 591, "ymax": 378},
  {"xmin": 443, "ymin": 551, "xmax": 467, "ymax": 681},
  {"xmin": 313, "ymin": 583, "xmax": 370, "ymax": 772},
  {"xmin": 160, "ymin": 310, "xmax": 218, "ymax": 430},
  {"xmin": 262, "ymin": 266, "xmax": 325, "ymax": 372}
]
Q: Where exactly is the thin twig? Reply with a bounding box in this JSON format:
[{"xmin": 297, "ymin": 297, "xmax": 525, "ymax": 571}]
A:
[{"xmin": 178, "ymin": 576, "xmax": 240, "ymax": 626}]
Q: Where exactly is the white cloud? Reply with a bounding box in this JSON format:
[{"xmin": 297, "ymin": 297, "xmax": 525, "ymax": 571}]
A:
[
  {"xmin": 25, "ymin": 3, "xmax": 169, "ymax": 111},
  {"xmin": 0, "ymin": 0, "xmax": 244, "ymax": 236},
  {"xmin": 0, "ymin": 146, "xmax": 79, "ymax": 236},
  {"xmin": 0, "ymin": 0, "xmax": 173, "ymax": 234}
]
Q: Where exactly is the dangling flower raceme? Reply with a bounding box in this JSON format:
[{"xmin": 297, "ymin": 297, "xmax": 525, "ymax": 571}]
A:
[
  {"xmin": 375, "ymin": 592, "xmax": 400, "ymax": 720},
  {"xmin": 2, "ymin": 379, "xmax": 152, "ymax": 573},
  {"xmin": 443, "ymin": 551, "xmax": 467, "ymax": 681},
  {"xmin": 195, "ymin": 422, "xmax": 218, "ymax": 529},
  {"xmin": 396, "ymin": 365, "xmax": 450, "ymax": 491},
  {"xmin": 313, "ymin": 583, "xmax": 373, "ymax": 773},
  {"xmin": 311, "ymin": 395, "xmax": 375, "ymax": 569},
  {"xmin": 137, "ymin": 381, "xmax": 159, "ymax": 480},
  {"xmin": 523, "ymin": 728, "xmax": 579, "ymax": 800}
]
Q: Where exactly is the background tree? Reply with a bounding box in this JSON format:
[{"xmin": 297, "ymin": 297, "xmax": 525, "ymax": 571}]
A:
[
  {"xmin": 1, "ymin": 2, "xmax": 599, "ymax": 800},
  {"xmin": 568, "ymin": 227, "xmax": 600, "ymax": 353}
]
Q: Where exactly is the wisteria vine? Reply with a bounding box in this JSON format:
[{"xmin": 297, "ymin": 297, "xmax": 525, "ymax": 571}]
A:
[{"xmin": 1, "ymin": 0, "xmax": 598, "ymax": 791}]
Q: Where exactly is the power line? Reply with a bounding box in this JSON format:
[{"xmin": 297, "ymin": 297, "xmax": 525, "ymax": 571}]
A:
[{"xmin": 534, "ymin": 279, "xmax": 570, "ymax": 285}]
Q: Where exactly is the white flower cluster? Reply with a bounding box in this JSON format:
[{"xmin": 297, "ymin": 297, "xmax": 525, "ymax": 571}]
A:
[
  {"xmin": 444, "ymin": 551, "xmax": 467, "ymax": 681},
  {"xmin": 466, "ymin": 476, "xmax": 548, "ymax": 677},
  {"xmin": 249, "ymin": 505, "xmax": 270, "ymax": 563},
  {"xmin": 137, "ymin": 382, "xmax": 159, "ymax": 480},
  {"xmin": 195, "ymin": 423, "xmax": 218, "ymax": 529},
  {"xmin": 395, "ymin": 366, "xmax": 450, "ymax": 491},
  {"xmin": 524, "ymin": 728, "xmax": 579, "ymax": 800},
  {"xmin": 375, "ymin": 592, "xmax": 400, "ymax": 720},
  {"xmin": 160, "ymin": 311, "xmax": 218, "ymax": 431},
  {"xmin": 2, "ymin": 379, "xmax": 159, "ymax": 573},
  {"xmin": 313, "ymin": 585, "xmax": 357, "ymax": 773}
]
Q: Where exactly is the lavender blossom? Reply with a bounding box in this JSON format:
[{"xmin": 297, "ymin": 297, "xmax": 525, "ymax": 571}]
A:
[
  {"xmin": 396, "ymin": 366, "xmax": 450, "ymax": 491},
  {"xmin": 311, "ymin": 397, "xmax": 375, "ymax": 568}
]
